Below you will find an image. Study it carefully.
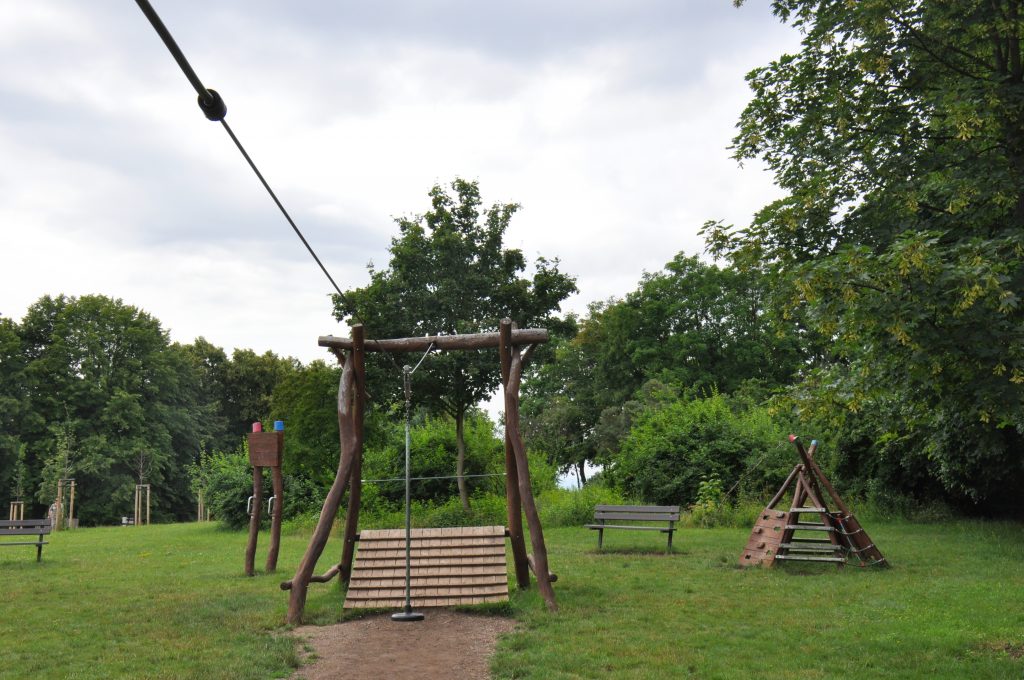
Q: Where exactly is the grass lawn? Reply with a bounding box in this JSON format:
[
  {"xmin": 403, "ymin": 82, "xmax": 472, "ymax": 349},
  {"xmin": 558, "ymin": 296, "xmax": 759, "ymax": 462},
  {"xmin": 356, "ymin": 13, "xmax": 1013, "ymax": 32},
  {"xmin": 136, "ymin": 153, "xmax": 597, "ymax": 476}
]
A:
[{"xmin": 2, "ymin": 521, "xmax": 1022, "ymax": 679}]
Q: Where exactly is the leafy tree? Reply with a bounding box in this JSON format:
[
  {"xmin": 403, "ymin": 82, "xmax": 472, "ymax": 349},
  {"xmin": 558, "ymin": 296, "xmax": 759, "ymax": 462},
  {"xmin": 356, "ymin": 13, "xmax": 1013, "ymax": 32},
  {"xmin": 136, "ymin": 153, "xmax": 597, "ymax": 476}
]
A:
[
  {"xmin": 713, "ymin": 0, "xmax": 1024, "ymax": 506},
  {"xmin": 612, "ymin": 389, "xmax": 788, "ymax": 506},
  {"xmin": 334, "ymin": 178, "xmax": 577, "ymax": 509},
  {"xmin": 269, "ymin": 359, "xmax": 341, "ymax": 486},
  {"xmin": 17, "ymin": 295, "xmax": 201, "ymax": 524},
  {"xmin": 222, "ymin": 348, "xmax": 299, "ymax": 441},
  {"xmin": 523, "ymin": 254, "xmax": 801, "ymax": 478},
  {"xmin": 361, "ymin": 411, "xmax": 504, "ymax": 506},
  {"xmin": 0, "ymin": 317, "xmax": 29, "ymax": 509}
]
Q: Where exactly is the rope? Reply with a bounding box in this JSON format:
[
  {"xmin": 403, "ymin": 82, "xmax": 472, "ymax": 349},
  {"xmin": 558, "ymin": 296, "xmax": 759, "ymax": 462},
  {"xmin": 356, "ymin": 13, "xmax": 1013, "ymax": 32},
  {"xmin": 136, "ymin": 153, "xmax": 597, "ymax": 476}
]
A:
[
  {"xmin": 133, "ymin": 0, "xmax": 345, "ymax": 299},
  {"xmin": 362, "ymin": 473, "xmax": 505, "ymax": 484}
]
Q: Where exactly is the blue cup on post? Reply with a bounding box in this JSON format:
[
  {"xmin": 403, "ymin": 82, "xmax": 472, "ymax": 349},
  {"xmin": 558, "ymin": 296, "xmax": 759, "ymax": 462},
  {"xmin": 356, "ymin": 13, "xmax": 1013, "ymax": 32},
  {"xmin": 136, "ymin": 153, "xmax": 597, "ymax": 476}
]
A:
[{"xmin": 274, "ymin": 420, "xmax": 284, "ymax": 432}]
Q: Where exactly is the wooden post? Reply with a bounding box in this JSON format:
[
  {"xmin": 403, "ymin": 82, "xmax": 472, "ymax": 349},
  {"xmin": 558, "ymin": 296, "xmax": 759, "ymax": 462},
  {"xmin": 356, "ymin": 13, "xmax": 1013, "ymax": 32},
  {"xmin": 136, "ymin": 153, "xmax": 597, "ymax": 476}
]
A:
[
  {"xmin": 197, "ymin": 490, "xmax": 204, "ymax": 522},
  {"xmin": 503, "ymin": 335, "xmax": 558, "ymax": 611},
  {"xmin": 340, "ymin": 325, "xmax": 365, "ymax": 583},
  {"xmin": 54, "ymin": 482, "xmax": 64, "ymax": 531},
  {"xmin": 265, "ymin": 464, "xmax": 284, "ymax": 573},
  {"xmin": 9, "ymin": 501, "xmax": 24, "ymax": 521},
  {"xmin": 245, "ymin": 465, "xmax": 264, "ymax": 576},
  {"xmin": 499, "ymin": 319, "xmax": 530, "ymax": 589},
  {"xmin": 68, "ymin": 481, "xmax": 76, "ymax": 529},
  {"xmin": 286, "ymin": 341, "xmax": 364, "ymax": 625},
  {"xmin": 145, "ymin": 484, "xmax": 150, "ymax": 526}
]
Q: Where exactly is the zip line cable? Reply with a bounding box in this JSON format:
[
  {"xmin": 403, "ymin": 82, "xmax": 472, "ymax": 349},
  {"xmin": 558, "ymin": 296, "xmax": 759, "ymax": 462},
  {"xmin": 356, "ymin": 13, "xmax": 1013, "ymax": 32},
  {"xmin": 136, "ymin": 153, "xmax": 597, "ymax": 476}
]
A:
[{"xmin": 133, "ymin": 0, "xmax": 345, "ymax": 299}]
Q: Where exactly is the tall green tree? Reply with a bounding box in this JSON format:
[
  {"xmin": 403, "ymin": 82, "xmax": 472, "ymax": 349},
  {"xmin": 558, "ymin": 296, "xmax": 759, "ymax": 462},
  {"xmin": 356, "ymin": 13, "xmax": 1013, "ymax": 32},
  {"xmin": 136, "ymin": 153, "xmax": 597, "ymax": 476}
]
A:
[
  {"xmin": 334, "ymin": 178, "xmax": 577, "ymax": 509},
  {"xmin": 16, "ymin": 295, "xmax": 202, "ymax": 523},
  {"xmin": 711, "ymin": 0, "xmax": 1024, "ymax": 505},
  {"xmin": 0, "ymin": 317, "xmax": 29, "ymax": 509},
  {"xmin": 522, "ymin": 253, "xmax": 801, "ymax": 479},
  {"xmin": 269, "ymin": 359, "xmax": 341, "ymax": 486}
]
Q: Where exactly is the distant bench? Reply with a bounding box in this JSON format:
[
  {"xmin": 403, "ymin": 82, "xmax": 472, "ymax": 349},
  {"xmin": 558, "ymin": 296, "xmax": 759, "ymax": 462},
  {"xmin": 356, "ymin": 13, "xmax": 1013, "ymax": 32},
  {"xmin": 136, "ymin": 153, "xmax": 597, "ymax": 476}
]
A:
[
  {"xmin": 586, "ymin": 504, "xmax": 680, "ymax": 552},
  {"xmin": 0, "ymin": 519, "xmax": 52, "ymax": 562}
]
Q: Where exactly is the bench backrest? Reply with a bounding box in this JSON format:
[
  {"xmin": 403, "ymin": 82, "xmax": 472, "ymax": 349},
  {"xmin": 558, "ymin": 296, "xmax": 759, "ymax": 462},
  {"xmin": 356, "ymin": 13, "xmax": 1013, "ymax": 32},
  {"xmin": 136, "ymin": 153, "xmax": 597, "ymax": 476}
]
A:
[
  {"xmin": 0, "ymin": 519, "xmax": 53, "ymax": 535},
  {"xmin": 594, "ymin": 505, "xmax": 680, "ymax": 522}
]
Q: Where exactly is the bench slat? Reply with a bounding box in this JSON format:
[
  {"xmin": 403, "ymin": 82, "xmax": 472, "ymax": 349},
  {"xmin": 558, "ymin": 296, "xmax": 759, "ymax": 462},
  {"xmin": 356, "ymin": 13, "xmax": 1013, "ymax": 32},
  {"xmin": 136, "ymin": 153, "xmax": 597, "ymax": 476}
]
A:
[
  {"xmin": 594, "ymin": 512, "xmax": 679, "ymax": 522},
  {"xmin": 0, "ymin": 527, "xmax": 53, "ymax": 536},
  {"xmin": 0, "ymin": 520, "xmax": 51, "ymax": 528},
  {"xmin": 594, "ymin": 505, "xmax": 679, "ymax": 513},
  {"xmin": 586, "ymin": 524, "xmax": 672, "ymax": 532},
  {"xmin": 0, "ymin": 541, "xmax": 49, "ymax": 546}
]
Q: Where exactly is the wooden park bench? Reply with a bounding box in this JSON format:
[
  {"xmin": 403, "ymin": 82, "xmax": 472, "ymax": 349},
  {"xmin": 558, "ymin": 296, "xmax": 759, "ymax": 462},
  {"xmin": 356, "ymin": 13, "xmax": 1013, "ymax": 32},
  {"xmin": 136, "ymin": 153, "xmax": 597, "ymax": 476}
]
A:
[
  {"xmin": 0, "ymin": 518, "xmax": 52, "ymax": 562},
  {"xmin": 586, "ymin": 504, "xmax": 680, "ymax": 552}
]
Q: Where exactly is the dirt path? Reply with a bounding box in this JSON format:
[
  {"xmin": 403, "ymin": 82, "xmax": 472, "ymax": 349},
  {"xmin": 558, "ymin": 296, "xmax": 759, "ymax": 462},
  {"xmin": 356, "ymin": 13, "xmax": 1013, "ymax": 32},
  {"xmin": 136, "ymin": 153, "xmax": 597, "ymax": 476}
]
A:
[{"xmin": 291, "ymin": 611, "xmax": 517, "ymax": 680}]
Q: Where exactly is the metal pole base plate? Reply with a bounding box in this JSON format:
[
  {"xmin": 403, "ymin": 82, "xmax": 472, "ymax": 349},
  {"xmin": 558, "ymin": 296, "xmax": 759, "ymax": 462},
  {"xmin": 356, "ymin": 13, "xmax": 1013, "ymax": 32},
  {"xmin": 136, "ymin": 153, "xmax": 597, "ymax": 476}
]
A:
[{"xmin": 391, "ymin": 610, "xmax": 425, "ymax": 622}]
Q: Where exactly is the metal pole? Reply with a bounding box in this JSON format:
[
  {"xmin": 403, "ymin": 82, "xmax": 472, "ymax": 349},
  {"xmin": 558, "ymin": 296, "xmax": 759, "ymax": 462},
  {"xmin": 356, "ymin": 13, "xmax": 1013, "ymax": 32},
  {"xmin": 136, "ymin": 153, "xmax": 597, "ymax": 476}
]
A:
[{"xmin": 392, "ymin": 365, "xmax": 423, "ymax": 622}]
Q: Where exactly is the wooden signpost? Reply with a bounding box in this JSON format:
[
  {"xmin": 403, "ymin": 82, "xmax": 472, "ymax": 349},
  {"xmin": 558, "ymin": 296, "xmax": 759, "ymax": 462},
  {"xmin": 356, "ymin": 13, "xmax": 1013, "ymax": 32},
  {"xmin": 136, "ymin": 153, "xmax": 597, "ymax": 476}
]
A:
[{"xmin": 245, "ymin": 422, "xmax": 284, "ymax": 576}]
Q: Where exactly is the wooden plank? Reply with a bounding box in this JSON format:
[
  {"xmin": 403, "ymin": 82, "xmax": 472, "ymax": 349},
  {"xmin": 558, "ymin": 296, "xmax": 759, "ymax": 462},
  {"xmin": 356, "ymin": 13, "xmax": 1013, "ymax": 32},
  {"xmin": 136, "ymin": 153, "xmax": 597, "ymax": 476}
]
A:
[
  {"xmin": 594, "ymin": 505, "xmax": 680, "ymax": 513},
  {"xmin": 0, "ymin": 519, "xmax": 51, "ymax": 527},
  {"xmin": 585, "ymin": 524, "xmax": 672, "ymax": 532},
  {"xmin": 0, "ymin": 528, "xmax": 53, "ymax": 536},
  {"xmin": 0, "ymin": 541, "xmax": 48, "ymax": 546},
  {"xmin": 344, "ymin": 525, "xmax": 510, "ymax": 609},
  {"xmin": 593, "ymin": 512, "xmax": 679, "ymax": 521}
]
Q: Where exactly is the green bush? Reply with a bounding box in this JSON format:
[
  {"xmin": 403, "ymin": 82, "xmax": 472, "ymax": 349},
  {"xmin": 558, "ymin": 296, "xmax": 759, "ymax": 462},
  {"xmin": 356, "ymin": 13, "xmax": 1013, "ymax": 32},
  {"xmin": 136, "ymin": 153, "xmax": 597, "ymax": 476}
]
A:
[
  {"xmin": 611, "ymin": 391, "xmax": 788, "ymax": 507},
  {"xmin": 536, "ymin": 483, "xmax": 626, "ymax": 527}
]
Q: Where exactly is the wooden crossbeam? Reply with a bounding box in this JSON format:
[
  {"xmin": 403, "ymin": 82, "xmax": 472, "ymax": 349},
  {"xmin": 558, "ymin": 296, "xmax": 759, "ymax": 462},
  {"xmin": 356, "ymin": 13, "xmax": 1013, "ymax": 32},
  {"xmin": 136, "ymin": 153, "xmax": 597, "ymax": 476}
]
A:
[{"xmin": 318, "ymin": 329, "xmax": 548, "ymax": 353}]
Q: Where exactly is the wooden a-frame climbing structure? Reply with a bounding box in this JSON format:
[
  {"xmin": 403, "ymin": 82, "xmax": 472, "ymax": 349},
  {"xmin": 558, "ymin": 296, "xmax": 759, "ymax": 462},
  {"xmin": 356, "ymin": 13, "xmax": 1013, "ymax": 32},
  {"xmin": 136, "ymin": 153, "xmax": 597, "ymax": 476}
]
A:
[
  {"xmin": 280, "ymin": 319, "xmax": 557, "ymax": 624},
  {"xmin": 740, "ymin": 435, "xmax": 887, "ymax": 569}
]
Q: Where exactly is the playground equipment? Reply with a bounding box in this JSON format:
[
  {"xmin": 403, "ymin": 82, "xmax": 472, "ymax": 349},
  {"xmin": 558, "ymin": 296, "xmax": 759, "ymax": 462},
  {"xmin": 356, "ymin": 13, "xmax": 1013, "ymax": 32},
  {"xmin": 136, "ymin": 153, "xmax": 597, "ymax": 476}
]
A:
[
  {"xmin": 279, "ymin": 321, "xmax": 557, "ymax": 624},
  {"xmin": 134, "ymin": 484, "xmax": 151, "ymax": 526},
  {"xmin": 53, "ymin": 479, "xmax": 76, "ymax": 530},
  {"xmin": 245, "ymin": 421, "xmax": 284, "ymax": 576},
  {"xmin": 740, "ymin": 436, "xmax": 886, "ymax": 568}
]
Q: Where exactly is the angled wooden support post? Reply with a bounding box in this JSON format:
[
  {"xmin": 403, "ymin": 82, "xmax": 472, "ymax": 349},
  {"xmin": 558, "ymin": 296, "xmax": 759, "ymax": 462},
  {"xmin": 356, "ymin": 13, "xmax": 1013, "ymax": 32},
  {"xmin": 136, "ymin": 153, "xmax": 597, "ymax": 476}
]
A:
[
  {"xmin": 501, "ymin": 319, "xmax": 557, "ymax": 611},
  {"xmin": 285, "ymin": 325, "xmax": 365, "ymax": 624},
  {"xmin": 499, "ymin": 319, "xmax": 531, "ymax": 590},
  {"xmin": 340, "ymin": 325, "xmax": 366, "ymax": 583}
]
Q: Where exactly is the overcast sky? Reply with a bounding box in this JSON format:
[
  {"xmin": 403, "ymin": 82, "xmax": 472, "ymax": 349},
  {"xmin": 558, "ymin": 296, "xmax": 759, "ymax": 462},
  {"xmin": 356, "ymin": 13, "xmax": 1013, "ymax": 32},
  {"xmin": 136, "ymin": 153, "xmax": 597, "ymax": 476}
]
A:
[{"xmin": 1, "ymin": 1, "xmax": 800, "ymax": 365}]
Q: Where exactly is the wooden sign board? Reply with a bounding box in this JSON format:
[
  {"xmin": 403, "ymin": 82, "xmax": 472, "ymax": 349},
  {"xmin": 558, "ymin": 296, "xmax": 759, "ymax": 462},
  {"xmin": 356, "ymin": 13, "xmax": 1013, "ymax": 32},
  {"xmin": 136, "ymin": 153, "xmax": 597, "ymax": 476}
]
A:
[{"xmin": 248, "ymin": 432, "xmax": 283, "ymax": 467}]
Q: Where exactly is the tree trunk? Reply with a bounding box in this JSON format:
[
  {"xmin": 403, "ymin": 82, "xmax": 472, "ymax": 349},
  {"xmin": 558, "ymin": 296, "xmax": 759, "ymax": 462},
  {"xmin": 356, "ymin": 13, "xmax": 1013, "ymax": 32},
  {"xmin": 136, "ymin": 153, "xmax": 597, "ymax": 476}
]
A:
[
  {"xmin": 455, "ymin": 407, "xmax": 470, "ymax": 511},
  {"xmin": 577, "ymin": 461, "xmax": 587, "ymax": 487}
]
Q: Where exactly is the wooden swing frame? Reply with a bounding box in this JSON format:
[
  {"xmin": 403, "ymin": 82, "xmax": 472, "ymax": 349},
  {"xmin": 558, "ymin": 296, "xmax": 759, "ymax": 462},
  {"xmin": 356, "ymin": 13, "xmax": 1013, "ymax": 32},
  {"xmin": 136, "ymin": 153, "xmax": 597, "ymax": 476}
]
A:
[{"xmin": 282, "ymin": 319, "xmax": 557, "ymax": 624}]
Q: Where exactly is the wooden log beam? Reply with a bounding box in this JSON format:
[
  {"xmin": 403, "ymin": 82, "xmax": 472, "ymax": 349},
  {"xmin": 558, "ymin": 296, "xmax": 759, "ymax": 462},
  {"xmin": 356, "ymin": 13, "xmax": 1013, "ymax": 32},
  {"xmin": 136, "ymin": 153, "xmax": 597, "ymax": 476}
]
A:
[
  {"xmin": 527, "ymin": 554, "xmax": 558, "ymax": 583},
  {"xmin": 318, "ymin": 328, "xmax": 548, "ymax": 352}
]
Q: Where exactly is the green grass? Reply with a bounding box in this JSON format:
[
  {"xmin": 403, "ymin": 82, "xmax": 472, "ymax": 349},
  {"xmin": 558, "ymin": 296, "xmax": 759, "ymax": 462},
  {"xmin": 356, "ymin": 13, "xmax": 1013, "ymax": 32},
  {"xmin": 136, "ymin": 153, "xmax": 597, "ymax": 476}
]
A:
[{"xmin": 2, "ymin": 521, "xmax": 1022, "ymax": 679}]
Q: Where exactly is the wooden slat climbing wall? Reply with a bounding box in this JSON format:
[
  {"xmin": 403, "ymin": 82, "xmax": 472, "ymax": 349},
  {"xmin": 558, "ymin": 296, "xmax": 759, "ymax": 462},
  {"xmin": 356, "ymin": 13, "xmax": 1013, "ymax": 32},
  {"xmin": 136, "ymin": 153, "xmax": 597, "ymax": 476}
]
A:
[{"xmin": 344, "ymin": 525, "xmax": 509, "ymax": 609}]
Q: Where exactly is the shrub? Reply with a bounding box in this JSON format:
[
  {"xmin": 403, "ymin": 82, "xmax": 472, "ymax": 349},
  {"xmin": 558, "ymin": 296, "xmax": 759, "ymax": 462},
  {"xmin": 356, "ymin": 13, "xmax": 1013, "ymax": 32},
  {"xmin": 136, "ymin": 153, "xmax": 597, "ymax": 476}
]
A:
[
  {"xmin": 612, "ymin": 391, "xmax": 788, "ymax": 507},
  {"xmin": 536, "ymin": 483, "xmax": 626, "ymax": 527}
]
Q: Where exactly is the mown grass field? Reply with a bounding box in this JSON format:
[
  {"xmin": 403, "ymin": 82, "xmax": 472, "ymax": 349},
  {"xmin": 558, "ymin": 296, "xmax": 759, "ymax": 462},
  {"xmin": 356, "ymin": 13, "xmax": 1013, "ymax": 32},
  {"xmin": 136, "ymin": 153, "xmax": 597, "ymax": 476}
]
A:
[{"xmin": 2, "ymin": 521, "xmax": 1022, "ymax": 679}]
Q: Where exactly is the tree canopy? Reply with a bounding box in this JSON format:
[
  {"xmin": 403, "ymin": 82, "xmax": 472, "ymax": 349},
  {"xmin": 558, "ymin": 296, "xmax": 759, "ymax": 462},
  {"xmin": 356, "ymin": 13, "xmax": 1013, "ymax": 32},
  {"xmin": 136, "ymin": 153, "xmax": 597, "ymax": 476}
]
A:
[
  {"xmin": 333, "ymin": 178, "xmax": 577, "ymax": 508},
  {"xmin": 710, "ymin": 0, "xmax": 1024, "ymax": 505}
]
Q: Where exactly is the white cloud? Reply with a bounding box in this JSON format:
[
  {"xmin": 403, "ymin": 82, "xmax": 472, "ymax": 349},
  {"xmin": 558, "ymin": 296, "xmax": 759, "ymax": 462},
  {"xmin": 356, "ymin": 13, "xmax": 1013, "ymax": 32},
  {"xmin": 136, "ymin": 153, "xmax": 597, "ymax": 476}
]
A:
[{"xmin": 0, "ymin": 1, "xmax": 799, "ymax": 364}]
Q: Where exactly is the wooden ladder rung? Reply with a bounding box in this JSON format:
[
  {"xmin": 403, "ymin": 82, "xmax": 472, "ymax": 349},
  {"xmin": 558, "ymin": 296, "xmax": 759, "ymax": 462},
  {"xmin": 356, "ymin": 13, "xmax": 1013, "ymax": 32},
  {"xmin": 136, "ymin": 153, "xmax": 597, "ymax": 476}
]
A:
[
  {"xmin": 775, "ymin": 554, "xmax": 846, "ymax": 563},
  {"xmin": 785, "ymin": 524, "xmax": 833, "ymax": 531},
  {"xmin": 779, "ymin": 543, "xmax": 842, "ymax": 552}
]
